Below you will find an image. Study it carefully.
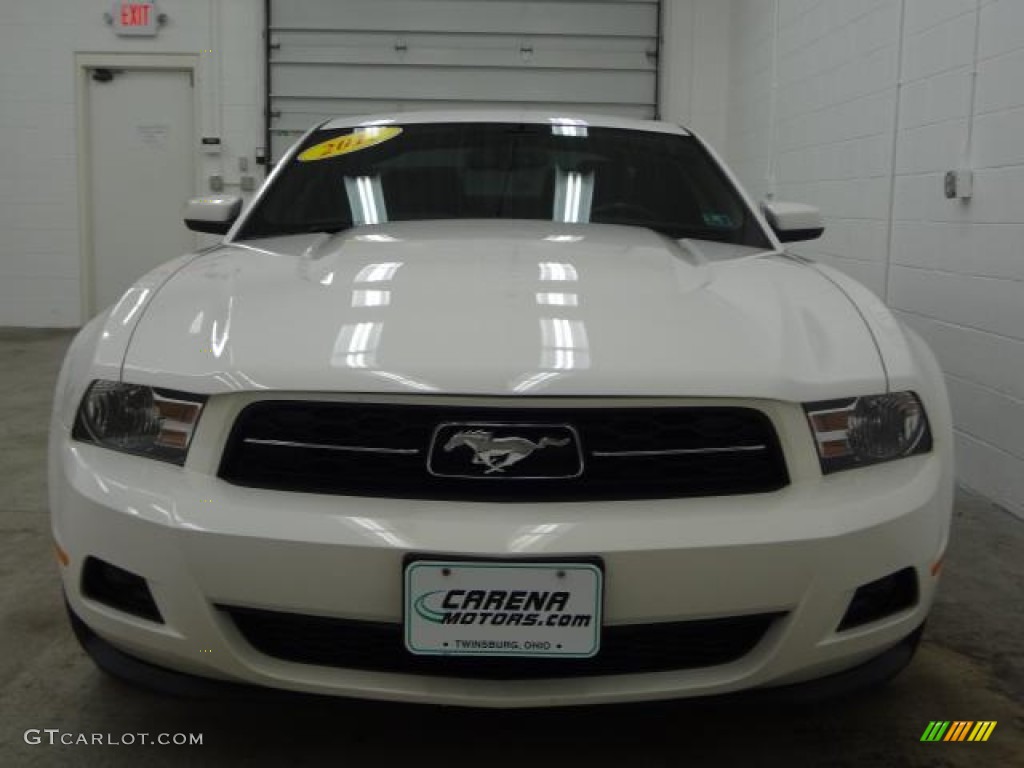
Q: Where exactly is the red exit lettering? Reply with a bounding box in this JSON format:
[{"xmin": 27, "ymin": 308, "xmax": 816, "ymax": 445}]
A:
[{"xmin": 121, "ymin": 4, "xmax": 151, "ymax": 27}]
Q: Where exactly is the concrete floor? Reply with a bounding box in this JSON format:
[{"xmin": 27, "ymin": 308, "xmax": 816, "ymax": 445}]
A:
[{"xmin": 0, "ymin": 327, "xmax": 1020, "ymax": 767}]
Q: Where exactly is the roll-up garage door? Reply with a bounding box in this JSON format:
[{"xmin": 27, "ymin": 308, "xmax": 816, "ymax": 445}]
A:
[{"xmin": 266, "ymin": 0, "xmax": 661, "ymax": 162}]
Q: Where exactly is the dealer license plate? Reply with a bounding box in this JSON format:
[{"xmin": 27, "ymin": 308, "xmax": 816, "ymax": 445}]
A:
[{"xmin": 404, "ymin": 560, "xmax": 602, "ymax": 657}]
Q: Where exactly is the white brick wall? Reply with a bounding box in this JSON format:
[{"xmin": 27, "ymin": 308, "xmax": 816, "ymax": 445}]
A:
[
  {"xmin": 725, "ymin": 0, "xmax": 1024, "ymax": 517},
  {"xmin": 659, "ymin": 0, "xmax": 732, "ymax": 151},
  {"xmin": 0, "ymin": 0, "xmax": 263, "ymax": 327},
  {"xmin": 725, "ymin": 0, "xmax": 776, "ymax": 201}
]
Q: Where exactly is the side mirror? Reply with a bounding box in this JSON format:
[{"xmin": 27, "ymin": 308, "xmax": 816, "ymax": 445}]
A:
[
  {"xmin": 183, "ymin": 196, "xmax": 242, "ymax": 235},
  {"xmin": 761, "ymin": 201, "xmax": 824, "ymax": 243}
]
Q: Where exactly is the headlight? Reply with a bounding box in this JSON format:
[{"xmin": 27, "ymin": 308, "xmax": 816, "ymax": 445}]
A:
[
  {"xmin": 72, "ymin": 380, "xmax": 206, "ymax": 465},
  {"xmin": 804, "ymin": 392, "xmax": 931, "ymax": 474}
]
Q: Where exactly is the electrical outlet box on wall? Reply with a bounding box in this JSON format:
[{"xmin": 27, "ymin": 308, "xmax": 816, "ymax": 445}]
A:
[{"xmin": 944, "ymin": 170, "xmax": 974, "ymax": 200}]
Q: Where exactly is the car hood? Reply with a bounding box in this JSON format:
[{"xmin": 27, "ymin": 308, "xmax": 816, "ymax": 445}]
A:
[{"xmin": 120, "ymin": 220, "xmax": 886, "ymax": 400}]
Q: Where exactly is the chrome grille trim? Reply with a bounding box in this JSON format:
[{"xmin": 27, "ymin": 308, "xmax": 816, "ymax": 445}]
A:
[
  {"xmin": 592, "ymin": 445, "xmax": 767, "ymax": 457},
  {"xmin": 242, "ymin": 438, "xmax": 420, "ymax": 455}
]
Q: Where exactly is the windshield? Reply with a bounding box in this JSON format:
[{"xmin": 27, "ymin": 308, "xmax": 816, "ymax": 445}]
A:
[{"xmin": 237, "ymin": 122, "xmax": 770, "ymax": 246}]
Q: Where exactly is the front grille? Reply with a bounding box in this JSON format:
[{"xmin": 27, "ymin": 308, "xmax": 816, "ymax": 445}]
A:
[
  {"xmin": 218, "ymin": 402, "xmax": 789, "ymax": 501},
  {"xmin": 221, "ymin": 606, "xmax": 782, "ymax": 679}
]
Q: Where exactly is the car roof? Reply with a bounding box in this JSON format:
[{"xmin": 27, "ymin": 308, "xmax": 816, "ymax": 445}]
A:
[{"xmin": 318, "ymin": 110, "xmax": 690, "ymax": 136}]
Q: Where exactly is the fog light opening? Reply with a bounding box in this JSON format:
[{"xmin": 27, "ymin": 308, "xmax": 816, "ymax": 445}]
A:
[
  {"xmin": 838, "ymin": 567, "xmax": 918, "ymax": 631},
  {"xmin": 81, "ymin": 557, "xmax": 163, "ymax": 623}
]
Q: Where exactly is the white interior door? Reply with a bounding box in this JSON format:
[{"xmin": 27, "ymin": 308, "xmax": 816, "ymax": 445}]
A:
[{"xmin": 87, "ymin": 67, "xmax": 196, "ymax": 313}]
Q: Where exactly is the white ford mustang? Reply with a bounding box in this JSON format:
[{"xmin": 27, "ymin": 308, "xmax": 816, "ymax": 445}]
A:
[{"xmin": 50, "ymin": 111, "xmax": 953, "ymax": 707}]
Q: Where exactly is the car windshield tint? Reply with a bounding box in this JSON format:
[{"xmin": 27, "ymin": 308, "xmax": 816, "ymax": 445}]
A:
[{"xmin": 238, "ymin": 122, "xmax": 769, "ymax": 246}]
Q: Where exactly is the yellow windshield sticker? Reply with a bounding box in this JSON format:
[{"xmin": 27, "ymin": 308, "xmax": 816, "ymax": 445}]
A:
[{"xmin": 297, "ymin": 126, "xmax": 403, "ymax": 162}]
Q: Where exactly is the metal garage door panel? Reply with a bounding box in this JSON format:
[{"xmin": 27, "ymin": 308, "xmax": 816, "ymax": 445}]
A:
[
  {"xmin": 271, "ymin": 0, "xmax": 657, "ymax": 37},
  {"xmin": 272, "ymin": 65, "xmax": 652, "ymax": 103},
  {"xmin": 267, "ymin": 0, "xmax": 660, "ymax": 162},
  {"xmin": 271, "ymin": 31, "xmax": 654, "ymax": 71}
]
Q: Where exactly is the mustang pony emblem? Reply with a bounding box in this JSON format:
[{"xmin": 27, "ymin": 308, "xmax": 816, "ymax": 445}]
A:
[{"xmin": 444, "ymin": 429, "xmax": 570, "ymax": 474}]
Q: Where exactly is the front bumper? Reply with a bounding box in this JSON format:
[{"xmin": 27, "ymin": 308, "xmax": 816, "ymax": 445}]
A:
[
  {"xmin": 51, "ymin": 415, "xmax": 951, "ymax": 708},
  {"xmin": 65, "ymin": 597, "xmax": 926, "ymax": 704}
]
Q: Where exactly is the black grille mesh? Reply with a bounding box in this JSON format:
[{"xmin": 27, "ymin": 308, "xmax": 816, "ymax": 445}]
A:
[
  {"xmin": 221, "ymin": 605, "xmax": 782, "ymax": 679},
  {"xmin": 218, "ymin": 401, "xmax": 789, "ymax": 501}
]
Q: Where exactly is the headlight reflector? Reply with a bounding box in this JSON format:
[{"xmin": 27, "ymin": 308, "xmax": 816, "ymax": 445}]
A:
[
  {"xmin": 805, "ymin": 392, "xmax": 931, "ymax": 473},
  {"xmin": 73, "ymin": 381, "xmax": 206, "ymax": 464}
]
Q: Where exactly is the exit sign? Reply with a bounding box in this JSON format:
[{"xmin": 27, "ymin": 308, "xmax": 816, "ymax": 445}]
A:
[{"xmin": 111, "ymin": 2, "xmax": 160, "ymax": 37}]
